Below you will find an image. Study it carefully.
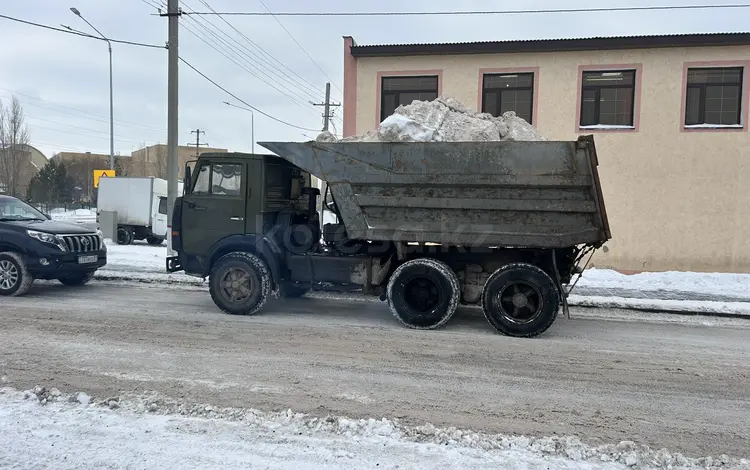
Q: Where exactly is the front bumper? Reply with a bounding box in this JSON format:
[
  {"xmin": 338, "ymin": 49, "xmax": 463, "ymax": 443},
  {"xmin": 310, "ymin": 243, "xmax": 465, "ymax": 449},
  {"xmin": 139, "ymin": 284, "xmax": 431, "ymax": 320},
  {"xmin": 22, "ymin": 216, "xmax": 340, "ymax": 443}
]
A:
[{"xmin": 25, "ymin": 246, "xmax": 107, "ymax": 279}]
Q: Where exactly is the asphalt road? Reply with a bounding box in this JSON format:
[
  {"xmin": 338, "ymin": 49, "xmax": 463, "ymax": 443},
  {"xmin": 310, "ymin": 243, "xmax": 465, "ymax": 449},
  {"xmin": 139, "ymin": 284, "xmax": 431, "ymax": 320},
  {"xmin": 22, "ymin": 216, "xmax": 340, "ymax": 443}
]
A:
[{"xmin": 1, "ymin": 281, "xmax": 749, "ymax": 459}]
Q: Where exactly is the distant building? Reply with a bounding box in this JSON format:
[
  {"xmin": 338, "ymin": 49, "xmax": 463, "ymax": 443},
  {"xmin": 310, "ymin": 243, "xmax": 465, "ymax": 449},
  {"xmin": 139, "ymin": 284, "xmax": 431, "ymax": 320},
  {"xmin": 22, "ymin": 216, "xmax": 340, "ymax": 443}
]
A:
[
  {"xmin": 52, "ymin": 152, "xmax": 110, "ymax": 202},
  {"xmin": 128, "ymin": 144, "xmax": 228, "ymax": 179},
  {"xmin": 0, "ymin": 144, "xmax": 47, "ymax": 197},
  {"xmin": 341, "ymin": 33, "xmax": 750, "ymax": 273}
]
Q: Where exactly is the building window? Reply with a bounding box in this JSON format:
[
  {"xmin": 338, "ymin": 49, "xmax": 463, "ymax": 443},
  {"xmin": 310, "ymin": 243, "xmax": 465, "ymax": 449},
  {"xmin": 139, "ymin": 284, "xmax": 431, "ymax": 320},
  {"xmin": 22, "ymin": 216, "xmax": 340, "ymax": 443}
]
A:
[
  {"xmin": 380, "ymin": 76, "xmax": 438, "ymax": 121},
  {"xmin": 580, "ymin": 70, "xmax": 636, "ymax": 127},
  {"xmin": 481, "ymin": 73, "xmax": 534, "ymax": 123},
  {"xmin": 685, "ymin": 67, "xmax": 743, "ymax": 126}
]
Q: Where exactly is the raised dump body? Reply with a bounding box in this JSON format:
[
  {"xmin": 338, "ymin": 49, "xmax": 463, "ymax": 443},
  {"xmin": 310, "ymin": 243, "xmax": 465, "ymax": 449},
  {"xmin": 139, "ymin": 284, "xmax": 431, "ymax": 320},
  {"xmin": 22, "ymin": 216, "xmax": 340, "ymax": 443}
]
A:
[{"xmin": 259, "ymin": 135, "xmax": 610, "ymax": 249}]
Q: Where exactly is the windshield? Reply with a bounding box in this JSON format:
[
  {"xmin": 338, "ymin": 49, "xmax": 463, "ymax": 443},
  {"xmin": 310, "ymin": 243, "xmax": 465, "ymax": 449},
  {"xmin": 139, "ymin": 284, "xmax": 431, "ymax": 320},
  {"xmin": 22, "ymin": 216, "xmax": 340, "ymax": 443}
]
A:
[{"xmin": 0, "ymin": 198, "xmax": 47, "ymax": 221}]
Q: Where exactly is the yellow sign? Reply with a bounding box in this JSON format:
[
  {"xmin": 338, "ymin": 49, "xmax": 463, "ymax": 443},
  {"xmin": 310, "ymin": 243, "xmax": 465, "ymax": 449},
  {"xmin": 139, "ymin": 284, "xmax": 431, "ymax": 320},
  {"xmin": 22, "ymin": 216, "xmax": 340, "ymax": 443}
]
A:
[{"xmin": 93, "ymin": 169, "xmax": 116, "ymax": 188}]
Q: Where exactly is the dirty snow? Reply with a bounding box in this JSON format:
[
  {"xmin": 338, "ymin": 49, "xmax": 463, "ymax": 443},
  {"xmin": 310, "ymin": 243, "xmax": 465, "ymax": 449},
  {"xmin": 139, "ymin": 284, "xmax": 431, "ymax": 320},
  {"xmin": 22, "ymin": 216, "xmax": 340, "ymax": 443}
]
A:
[
  {"xmin": 95, "ymin": 241, "xmax": 750, "ymax": 316},
  {"xmin": 2, "ymin": 387, "xmax": 747, "ymax": 470},
  {"xmin": 323, "ymin": 95, "xmax": 545, "ymax": 143}
]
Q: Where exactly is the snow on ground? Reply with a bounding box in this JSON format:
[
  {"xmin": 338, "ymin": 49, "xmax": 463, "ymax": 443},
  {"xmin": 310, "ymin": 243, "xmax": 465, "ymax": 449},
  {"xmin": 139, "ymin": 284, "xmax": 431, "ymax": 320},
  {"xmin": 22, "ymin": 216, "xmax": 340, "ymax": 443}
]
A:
[
  {"xmin": 49, "ymin": 208, "xmax": 97, "ymax": 226},
  {"xmin": 97, "ymin": 241, "xmax": 750, "ymax": 316},
  {"xmin": 2, "ymin": 387, "xmax": 746, "ymax": 470}
]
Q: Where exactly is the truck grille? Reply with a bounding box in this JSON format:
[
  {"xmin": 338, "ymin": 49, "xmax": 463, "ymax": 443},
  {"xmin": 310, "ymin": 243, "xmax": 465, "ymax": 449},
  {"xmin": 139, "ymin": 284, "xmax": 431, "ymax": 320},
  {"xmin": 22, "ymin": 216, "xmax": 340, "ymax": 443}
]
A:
[{"xmin": 62, "ymin": 235, "xmax": 101, "ymax": 253}]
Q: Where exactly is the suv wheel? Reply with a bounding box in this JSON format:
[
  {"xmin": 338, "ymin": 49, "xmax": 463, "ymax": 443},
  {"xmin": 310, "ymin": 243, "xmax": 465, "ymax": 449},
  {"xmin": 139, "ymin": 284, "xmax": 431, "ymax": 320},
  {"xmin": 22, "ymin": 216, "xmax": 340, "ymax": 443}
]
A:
[
  {"xmin": 0, "ymin": 252, "xmax": 34, "ymax": 297},
  {"xmin": 58, "ymin": 272, "xmax": 95, "ymax": 286}
]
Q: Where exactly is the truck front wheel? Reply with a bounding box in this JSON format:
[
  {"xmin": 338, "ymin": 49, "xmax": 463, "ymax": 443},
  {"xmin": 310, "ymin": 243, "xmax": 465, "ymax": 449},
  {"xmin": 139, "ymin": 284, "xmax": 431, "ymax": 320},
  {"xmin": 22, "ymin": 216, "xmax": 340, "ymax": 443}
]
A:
[
  {"xmin": 481, "ymin": 263, "xmax": 560, "ymax": 338},
  {"xmin": 209, "ymin": 252, "xmax": 271, "ymax": 316},
  {"xmin": 387, "ymin": 258, "xmax": 460, "ymax": 330}
]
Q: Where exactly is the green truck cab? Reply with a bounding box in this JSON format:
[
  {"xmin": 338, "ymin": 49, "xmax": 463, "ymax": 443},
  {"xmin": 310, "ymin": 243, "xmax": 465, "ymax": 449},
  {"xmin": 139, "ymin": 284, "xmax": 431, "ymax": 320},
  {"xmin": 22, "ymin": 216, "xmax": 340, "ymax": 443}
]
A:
[{"xmin": 168, "ymin": 137, "xmax": 610, "ymax": 338}]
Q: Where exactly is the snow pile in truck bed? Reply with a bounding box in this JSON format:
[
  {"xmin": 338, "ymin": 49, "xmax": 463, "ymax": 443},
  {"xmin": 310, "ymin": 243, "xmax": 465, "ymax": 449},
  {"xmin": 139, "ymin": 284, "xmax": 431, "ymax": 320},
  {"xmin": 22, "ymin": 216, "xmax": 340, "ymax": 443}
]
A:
[{"xmin": 320, "ymin": 96, "xmax": 546, "ymax": 143}]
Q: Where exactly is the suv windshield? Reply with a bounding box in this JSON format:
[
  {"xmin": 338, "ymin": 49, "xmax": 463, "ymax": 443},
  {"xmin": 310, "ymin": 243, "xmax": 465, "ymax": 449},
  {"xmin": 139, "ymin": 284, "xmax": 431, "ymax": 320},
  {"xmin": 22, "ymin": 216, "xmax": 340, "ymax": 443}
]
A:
[{"xmin": 0, "ymin": 198, "xmax": 47, "ymax": 221}]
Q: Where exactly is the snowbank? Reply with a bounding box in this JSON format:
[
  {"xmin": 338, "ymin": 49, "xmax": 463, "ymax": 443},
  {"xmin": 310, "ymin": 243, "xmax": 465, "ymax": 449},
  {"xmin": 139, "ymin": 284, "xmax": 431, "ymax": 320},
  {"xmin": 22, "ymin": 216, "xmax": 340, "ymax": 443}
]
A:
[
  {"xmin": 321, "ymin": 96, "xmax": 546, "ymax": 143},
  {"xmin": 3, "ymin": 387, "xmax": 746, "ymax": 469}
]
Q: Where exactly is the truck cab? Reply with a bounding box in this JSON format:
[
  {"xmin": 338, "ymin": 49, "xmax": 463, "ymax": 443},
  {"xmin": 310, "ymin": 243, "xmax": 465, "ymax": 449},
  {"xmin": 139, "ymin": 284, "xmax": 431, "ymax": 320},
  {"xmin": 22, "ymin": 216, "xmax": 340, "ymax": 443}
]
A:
[{"xmin": 168, "ymin": 152, "xmax": 316, "ymax": 288}]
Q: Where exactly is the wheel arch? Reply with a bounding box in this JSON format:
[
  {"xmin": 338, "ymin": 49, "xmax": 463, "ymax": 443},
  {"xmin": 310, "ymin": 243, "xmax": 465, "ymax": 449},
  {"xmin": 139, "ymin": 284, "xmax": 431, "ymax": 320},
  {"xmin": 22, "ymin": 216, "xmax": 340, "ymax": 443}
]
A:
[{"xmin": 205, "ymin": 234, "xmax": 281, "ymax": 285}]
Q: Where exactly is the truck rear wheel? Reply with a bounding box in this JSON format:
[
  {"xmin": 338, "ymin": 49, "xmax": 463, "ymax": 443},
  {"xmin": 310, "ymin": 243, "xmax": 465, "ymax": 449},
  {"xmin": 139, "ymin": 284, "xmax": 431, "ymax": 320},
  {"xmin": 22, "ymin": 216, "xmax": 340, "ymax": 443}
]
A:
[
  {"xmin": 387, "ymin": 258, "xmax": 460, "ymax": 330},
  {"xmin": 481, "ymin": 263, "xmax": 560, "ymax": 338},
  {"xmin": 209, "ymin": 252, "xmax": 271, "ymax": 316},
  {"xmin": 116, "ymin": 227, "xmax": 133, "ymax": 245}
]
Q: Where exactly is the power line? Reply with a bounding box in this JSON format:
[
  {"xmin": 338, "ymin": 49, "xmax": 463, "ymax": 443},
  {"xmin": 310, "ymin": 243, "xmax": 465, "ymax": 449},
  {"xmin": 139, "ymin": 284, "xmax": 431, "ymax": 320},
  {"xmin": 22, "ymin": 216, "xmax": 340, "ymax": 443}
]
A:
[
  {"xmin": 182, "ymin": 4, "xmax": 750, "ymax": 16},
  {"xmin": 179, "ymin": 56, "xmax": 319, "ymax": 131},
  {"xmin": 256, "ymin": 0, "xmax": 343, "ymax": 95},
  {"xmin": 180, "ymin": 17, "xmax": 317, "ymax": 114},
  {"xmin": 0, "ymin": 14, "xmax": 166, "ymax": 49},
  {"xmin": 193, "ymin": 0, "xmax": 327, "ymax": 101},
  {"xmin": 178, "ymin": 1, "xmax": 322, "ymax": 114}
]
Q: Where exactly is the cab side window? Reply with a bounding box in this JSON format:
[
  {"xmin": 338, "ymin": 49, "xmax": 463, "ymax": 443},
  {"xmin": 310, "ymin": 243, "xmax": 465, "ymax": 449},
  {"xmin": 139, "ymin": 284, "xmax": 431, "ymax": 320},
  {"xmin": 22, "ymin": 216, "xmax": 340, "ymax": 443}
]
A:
[
  {"xmin": 211, "ymin": 164, "xmax": 242, "ymax": 196},
  {"xmin": 191, "ymin": 162, "xmax": 242, "ymax": 197}
]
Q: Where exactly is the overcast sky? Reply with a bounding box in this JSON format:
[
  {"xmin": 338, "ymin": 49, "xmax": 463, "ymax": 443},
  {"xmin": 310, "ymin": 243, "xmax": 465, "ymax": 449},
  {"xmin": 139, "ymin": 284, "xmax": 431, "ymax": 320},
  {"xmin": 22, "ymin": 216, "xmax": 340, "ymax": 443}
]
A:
[{"xmin": 0, "ymin": 0, "xmax": 747, "ymax": 159}]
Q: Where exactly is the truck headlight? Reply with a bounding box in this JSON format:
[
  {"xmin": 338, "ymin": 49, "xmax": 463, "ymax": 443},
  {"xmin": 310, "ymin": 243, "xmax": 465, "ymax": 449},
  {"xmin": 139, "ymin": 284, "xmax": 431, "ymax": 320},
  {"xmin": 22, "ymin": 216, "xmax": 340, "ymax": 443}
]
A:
[{"xmin": 27, "ymin": 230, "xmax": 68, "ymax": 252}]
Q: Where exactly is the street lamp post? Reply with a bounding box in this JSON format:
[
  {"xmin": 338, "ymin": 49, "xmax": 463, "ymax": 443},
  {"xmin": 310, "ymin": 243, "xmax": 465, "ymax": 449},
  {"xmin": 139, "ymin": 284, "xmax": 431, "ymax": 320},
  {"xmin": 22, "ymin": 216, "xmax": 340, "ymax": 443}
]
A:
[
  {"xmin": 223, "ymin": 101, "xmax": 254, "ymax": 154},
  {"xmin": 70, "ymin": 7, "xmax": 114, "ymax": 171}
]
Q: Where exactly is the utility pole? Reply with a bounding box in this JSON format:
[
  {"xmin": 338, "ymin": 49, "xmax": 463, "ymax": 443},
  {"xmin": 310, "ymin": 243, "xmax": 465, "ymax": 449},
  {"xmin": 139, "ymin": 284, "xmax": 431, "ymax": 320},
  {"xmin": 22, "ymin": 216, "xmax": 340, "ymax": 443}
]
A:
[
  {"xmin": 162, "ymin": 0, "xmax": 181, "ymax": 257},
  {"xmin": 188, "ymin": 129, "xmax": 208, "ymax": 156},
  {"xmin": 312, "ymin": 82, "xmax": 340, "ymax": 132}
]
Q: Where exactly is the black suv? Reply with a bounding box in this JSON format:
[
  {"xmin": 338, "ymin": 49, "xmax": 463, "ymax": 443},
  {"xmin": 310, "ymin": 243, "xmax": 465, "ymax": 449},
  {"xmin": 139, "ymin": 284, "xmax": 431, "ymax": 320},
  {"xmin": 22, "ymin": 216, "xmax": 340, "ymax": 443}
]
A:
[{"xmin": 0, "ymin": 195, "xmax": 107, "ymax": 296}]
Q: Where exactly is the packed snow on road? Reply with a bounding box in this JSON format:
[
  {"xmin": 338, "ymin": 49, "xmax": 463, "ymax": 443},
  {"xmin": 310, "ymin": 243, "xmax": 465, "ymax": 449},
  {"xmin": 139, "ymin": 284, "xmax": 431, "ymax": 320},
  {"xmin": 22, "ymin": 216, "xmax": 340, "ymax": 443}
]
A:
[
  {"xmin": 97, "ymin": 240, "xmax": 750, "ymax": 315},
  {"xmin": 2, "ymin": 387, "xmax": 747, "ymax": 470}
]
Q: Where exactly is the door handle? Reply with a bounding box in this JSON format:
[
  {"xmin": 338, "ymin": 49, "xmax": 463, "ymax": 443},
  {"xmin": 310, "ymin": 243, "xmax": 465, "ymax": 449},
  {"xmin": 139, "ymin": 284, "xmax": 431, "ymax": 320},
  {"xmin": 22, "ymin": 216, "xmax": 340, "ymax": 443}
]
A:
[
  {"xmin": 185, "ymin": 200, "xmax": 206, "ymax": 211},
  {"xmin": 230, "ymin": 216, "xmax": 244, "ymax": 221}
]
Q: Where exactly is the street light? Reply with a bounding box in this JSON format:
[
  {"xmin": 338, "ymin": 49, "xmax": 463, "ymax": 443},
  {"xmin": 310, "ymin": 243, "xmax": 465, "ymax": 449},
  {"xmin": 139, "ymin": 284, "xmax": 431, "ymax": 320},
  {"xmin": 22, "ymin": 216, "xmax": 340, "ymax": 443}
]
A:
[
  {"xmin": 223, "ymin": 101, "xmax": 254, "ymax": 154},
  {"xmin": 70, "ymin": 6, "xmax": 114, "ymax": 171}
]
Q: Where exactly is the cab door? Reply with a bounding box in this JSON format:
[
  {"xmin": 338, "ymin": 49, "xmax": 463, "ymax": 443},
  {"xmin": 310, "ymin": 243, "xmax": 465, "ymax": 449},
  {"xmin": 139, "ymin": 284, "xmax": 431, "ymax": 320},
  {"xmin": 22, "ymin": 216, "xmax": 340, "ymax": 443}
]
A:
[{"xmin": 181, "ymin": 159, "xmax": 247, "ymax": 257}]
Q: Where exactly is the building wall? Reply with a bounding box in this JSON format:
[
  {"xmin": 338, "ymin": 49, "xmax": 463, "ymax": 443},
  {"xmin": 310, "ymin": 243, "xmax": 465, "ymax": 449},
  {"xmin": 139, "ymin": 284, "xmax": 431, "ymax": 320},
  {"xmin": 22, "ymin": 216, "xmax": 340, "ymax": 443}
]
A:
[
  {"xmin": 347, "ymin": 44, "xmax": 750, "ymax": 272},
  {"xmin": 128, "ymin": 144, "xmax": 228, "ymax": 179}
]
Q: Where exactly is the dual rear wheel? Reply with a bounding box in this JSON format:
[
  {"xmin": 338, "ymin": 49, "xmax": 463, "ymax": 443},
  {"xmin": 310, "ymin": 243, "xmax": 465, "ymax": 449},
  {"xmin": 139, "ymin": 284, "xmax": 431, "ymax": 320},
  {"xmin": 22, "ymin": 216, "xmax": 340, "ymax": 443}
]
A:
[{"xmin": 387, "ymin": 258, "xmax": 559, "ymax": 337}]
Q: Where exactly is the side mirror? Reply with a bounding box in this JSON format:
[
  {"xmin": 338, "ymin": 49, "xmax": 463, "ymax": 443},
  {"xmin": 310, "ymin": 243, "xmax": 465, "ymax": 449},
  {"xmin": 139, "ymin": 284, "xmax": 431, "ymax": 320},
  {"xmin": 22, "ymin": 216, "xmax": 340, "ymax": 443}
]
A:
[{"xmin": 183, "ymin": 166, "xmax": 192, "ymax": 195}]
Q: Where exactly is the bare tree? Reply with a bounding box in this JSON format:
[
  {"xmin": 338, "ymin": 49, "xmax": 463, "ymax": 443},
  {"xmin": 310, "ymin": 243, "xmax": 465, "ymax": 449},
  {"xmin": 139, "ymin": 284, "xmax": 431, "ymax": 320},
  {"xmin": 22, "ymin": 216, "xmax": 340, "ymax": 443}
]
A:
[{"xmin": 0, "ymin": 96, "xmax": 31, "ymax": 196}]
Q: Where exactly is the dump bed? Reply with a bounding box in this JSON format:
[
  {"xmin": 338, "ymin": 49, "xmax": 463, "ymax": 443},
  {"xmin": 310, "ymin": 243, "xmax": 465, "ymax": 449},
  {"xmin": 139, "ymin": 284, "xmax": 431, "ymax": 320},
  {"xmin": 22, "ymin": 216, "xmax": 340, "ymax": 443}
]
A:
[{"xmin": 258, "ymin": 135, "xmax": 610, "ymax": 249}]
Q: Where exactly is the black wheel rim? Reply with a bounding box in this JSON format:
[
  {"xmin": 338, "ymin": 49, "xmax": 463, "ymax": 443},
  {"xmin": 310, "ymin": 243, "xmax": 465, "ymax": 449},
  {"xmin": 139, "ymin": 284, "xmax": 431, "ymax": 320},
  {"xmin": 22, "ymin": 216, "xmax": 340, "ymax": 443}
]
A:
[
  {"xmin": 403, "ymin": 276, "xmax": 442, "ymax": 314},
  {"xmin": 493, "ymin": 281, "xmax": 543, "ymax": 324},
  {"xmin": 117, "ymin": 230, "xmax": 128, "ymax": 244},
  {"xmin": 219, "ymin": 267, "xmax": 254, "ymax": 303}
]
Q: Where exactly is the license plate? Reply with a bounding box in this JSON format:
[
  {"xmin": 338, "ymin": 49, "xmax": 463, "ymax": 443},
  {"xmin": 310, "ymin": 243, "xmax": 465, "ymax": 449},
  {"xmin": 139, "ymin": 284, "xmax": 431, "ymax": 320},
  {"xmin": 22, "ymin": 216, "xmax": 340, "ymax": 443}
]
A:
[{"xmin": 78, "ymin": 255, "xmax": 98, "ymax": 264}]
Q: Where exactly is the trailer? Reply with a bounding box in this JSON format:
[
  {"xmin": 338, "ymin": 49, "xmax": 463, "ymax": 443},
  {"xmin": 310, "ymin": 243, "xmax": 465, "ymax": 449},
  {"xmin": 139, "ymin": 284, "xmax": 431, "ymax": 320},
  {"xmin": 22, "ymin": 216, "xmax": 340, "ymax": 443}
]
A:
[{"xmin": 167, "ymin": 136, "xmax": 610, "ymax": 337}]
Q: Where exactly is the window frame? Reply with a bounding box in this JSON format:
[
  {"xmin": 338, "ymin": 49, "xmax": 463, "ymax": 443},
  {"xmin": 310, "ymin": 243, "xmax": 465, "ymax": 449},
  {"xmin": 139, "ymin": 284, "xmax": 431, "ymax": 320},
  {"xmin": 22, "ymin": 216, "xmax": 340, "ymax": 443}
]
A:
[
  {"xmin": 376, "ymin": 70, "xmax": 443, "ymax": 124},
  {"xmin": 575, "ymin": 63, "xmax": 642, "ymax": 133},
  {"xmin": 479, "ymin": 69, "xmax": 537, "ymax": 125},
  {"xmin": 681, "ymin": 62, "xmax": 749, "ymax": 132}
]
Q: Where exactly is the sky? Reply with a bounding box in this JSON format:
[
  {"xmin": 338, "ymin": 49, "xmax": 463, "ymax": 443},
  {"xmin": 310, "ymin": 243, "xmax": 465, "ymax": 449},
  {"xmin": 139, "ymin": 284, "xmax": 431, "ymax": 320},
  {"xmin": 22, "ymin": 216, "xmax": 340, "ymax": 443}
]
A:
[{"xmin": 0, "ymin": 0, "xmax": 747, "ymax": 159}]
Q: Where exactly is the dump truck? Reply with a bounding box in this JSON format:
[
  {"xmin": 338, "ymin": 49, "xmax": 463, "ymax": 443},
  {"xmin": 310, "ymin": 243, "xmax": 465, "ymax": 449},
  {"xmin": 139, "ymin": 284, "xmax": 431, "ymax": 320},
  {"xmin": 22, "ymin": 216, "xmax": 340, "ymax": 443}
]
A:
[{"xmin": 167, "ymin": 136, "xmax": 610, "ymax": 337}]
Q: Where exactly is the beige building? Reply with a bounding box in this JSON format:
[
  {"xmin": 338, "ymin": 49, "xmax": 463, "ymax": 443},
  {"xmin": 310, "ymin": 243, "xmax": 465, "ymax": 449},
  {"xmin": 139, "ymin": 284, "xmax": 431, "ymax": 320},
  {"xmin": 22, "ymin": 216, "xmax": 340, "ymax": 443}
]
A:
[
  {"xmin": 342, "ymin": 33, "xmax": 750, "ymax": 273},
  {"xmin": 0, "ymin": 144, "xmax": 47, "ymax": 198},
  {"xmin": 128, "ymin": 144, "xmax": 228, "ymax": 179}
]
